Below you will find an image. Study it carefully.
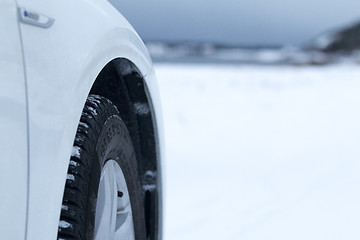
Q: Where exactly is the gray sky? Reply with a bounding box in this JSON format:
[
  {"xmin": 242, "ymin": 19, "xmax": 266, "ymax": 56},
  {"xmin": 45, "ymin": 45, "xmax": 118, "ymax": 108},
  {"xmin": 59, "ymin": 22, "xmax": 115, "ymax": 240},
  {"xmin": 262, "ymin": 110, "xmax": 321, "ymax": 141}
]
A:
[{"xmin": 115, "ymin": 0, "xmax": 360, "ymax": 46}]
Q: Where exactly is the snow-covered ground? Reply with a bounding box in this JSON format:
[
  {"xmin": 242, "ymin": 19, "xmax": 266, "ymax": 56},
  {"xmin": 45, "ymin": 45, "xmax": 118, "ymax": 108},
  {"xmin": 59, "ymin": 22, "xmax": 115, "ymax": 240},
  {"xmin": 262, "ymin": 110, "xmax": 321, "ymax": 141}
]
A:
[{"xmin": 155, "ymin": 63, "xmax": 360, "ymax": 240}]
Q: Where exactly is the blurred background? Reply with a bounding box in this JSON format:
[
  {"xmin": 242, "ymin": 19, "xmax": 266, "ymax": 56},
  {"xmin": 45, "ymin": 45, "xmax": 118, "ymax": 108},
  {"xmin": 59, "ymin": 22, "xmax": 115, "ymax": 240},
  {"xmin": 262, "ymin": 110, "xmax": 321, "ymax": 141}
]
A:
[{"xmin": 118, "ymin": 1, "xmax": 360, "ymax": 239}]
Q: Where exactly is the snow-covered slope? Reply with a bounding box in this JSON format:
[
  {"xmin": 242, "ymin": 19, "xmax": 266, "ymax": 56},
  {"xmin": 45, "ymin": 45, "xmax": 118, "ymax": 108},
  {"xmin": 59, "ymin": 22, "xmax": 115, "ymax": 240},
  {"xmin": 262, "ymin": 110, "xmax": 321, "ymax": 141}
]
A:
[{"xmin": 156, "ymin": 63, "xmax": 360, "ymax": 240}]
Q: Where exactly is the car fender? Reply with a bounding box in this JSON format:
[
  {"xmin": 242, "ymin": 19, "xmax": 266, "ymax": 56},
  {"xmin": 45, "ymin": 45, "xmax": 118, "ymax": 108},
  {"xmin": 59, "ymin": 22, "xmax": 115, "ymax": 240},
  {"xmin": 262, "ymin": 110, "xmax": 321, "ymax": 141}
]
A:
[{"xmin": 16, "ymin": 0, "xmax": 161, "ymax": 239}]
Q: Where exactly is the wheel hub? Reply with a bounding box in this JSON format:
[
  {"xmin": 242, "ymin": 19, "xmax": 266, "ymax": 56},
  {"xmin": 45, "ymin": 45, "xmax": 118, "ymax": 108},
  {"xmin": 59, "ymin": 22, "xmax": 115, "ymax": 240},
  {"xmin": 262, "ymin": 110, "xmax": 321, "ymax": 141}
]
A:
[{"xmin": 94, "ymin": 160, "xmax": 135, "ymax": 240}]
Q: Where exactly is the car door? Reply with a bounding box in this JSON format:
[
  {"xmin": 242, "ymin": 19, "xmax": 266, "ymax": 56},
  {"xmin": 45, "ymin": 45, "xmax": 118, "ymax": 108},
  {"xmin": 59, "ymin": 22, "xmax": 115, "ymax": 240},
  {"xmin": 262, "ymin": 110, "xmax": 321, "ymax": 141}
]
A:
[{"xmin": 0, "ymin": 0, "xmax": 29, "ymax": 239}]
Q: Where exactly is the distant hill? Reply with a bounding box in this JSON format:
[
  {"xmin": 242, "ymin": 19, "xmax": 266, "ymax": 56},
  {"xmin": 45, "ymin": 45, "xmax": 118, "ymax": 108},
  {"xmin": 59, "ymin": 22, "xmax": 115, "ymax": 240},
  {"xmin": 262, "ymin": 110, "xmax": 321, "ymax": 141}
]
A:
[
  {"xmin": 311, "ymin": 20, "xmax": 360, "ymax": 53},
  {"xmin": 145, "ymin": 22, "xmax": 360, "ymax": 65}
]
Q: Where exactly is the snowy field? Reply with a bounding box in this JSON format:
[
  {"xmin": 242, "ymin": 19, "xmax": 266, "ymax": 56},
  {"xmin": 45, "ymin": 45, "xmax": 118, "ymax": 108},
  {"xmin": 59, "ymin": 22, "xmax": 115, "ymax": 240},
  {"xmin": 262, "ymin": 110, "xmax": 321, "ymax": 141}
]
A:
[{"xmin": 155, "ymin": 63, "xmax": 360, "ymax": 240}]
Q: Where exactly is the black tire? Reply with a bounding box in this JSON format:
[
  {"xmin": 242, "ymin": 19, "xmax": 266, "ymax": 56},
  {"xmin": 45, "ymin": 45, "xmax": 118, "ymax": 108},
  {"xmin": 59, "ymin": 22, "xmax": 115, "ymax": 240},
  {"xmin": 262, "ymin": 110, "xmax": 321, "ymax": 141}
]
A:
[{"xmin": 57, "ymin": 94, "xmax": 146, "ymax": 240}]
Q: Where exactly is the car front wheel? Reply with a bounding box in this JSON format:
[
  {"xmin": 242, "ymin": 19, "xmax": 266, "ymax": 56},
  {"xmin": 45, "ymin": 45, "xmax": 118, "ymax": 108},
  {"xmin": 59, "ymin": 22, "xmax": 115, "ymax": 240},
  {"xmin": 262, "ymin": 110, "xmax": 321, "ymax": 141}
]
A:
[{"xmin": 57, "ymin": 94, "xmax": 146, "ymax": 240}]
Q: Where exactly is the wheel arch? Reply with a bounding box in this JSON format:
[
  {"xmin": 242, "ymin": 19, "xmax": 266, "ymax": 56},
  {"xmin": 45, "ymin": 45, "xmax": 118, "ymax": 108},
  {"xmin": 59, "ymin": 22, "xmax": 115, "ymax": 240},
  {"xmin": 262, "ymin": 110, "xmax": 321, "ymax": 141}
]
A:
[{"xmin": 89, "ymin": 58, "xmax": 162, "ymax": 240}]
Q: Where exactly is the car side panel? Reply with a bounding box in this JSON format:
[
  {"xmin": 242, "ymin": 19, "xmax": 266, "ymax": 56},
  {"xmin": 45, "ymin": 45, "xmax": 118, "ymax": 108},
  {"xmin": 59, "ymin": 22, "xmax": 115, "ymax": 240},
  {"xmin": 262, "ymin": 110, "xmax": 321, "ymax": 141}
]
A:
[
  {"xmin": 0, "ymin": 1, "xmax": 28, "ymax": 239},
  {"xmin": 16, "ymin": 0, "xmax": 161, "ymax": 239}
]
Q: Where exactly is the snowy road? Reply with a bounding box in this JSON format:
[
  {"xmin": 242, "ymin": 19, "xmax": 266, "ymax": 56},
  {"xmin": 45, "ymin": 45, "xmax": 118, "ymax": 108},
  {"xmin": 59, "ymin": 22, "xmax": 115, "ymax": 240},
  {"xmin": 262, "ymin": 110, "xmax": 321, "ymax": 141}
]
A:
[{"xmin": 155, "ymin": 63, "xmax": 360, "ymax": 240}]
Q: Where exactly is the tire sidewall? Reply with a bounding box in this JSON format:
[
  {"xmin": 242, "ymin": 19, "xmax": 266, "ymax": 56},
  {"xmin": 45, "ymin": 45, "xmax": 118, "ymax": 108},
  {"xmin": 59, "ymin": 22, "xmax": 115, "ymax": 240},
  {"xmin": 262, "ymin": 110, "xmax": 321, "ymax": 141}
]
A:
[{"xmin": 87, "ymin": 114, "xmax": 145, "ymax": 240}]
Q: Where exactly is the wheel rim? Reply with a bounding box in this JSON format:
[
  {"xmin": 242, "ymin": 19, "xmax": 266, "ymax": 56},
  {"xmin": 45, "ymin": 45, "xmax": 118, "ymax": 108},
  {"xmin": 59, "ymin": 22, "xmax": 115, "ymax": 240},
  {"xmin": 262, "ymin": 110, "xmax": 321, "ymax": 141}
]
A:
[{"xmin": 94, "ymin": 160, "xmax": 135, "ymax": 240}]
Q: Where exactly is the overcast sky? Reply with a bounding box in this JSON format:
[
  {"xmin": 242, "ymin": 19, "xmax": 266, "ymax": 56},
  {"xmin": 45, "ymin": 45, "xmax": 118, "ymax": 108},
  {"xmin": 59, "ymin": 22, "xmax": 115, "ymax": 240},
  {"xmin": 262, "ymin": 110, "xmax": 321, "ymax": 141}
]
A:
[{"xmin": 114, "ymin": 0, "xmax": 360, "ymax": 46}]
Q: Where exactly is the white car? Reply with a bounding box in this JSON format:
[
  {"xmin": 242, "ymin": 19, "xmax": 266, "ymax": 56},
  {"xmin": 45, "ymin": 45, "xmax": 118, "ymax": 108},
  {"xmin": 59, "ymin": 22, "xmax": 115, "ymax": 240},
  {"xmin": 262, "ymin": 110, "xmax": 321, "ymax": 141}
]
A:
[{"xmin": 1, "ymin": 0, "xmax": 163, "ymax": 239}]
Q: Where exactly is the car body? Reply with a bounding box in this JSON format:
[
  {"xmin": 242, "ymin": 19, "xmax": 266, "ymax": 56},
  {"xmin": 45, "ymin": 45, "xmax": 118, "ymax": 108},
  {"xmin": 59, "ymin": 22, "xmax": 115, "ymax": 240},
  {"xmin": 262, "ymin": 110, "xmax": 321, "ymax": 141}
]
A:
[{"xmin": 0, "ymin": 0, "xmax": 163, "ymax": 239}]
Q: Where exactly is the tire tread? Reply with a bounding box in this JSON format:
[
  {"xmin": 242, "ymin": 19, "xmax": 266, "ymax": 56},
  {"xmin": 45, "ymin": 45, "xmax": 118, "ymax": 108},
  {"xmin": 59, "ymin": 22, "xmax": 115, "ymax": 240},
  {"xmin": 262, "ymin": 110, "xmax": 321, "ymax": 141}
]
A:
[{"xmin": 58, "ymin": 95, "xmax": 120, "ymax": 240}]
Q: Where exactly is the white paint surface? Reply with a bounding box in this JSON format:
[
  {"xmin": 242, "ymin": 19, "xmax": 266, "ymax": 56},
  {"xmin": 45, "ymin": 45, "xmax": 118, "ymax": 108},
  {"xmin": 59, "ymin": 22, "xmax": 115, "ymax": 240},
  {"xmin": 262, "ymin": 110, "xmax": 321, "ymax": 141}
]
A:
[{"xmin": 0, "ymin": 2, "xmax": 28, "ymax": 239}]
